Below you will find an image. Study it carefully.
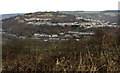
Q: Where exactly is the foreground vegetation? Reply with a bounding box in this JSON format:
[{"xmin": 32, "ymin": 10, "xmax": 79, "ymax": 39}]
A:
[{"xmin": 2, "ymin": 29, "xmax": 120, "ymax": 72}]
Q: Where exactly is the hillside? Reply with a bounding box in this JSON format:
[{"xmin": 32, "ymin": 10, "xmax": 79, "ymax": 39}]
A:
[
  {"xmin": 2, "ymin": 12, "xmax": 85, "ymax": 37},
  {"xmin": 2, "ymin": 11, "xmax": 119, "ymax": 42},
  {"xmin": 60, "ymin": 11, "xmax": 119, "ymax": 23},
  {"xmin": 2, "ymin": 11, "xmax": 120, "ymax": 72}
]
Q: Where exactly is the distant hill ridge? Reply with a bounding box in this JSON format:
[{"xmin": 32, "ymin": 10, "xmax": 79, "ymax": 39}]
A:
[
  {"xmin": 1, "ymin": 10, "xmax": 119, "ymax": 20},
  {"xmin": 1, "ymin": 13, "xmax": 24, "ymax": 20},
  {"xmin": 102, "ymin": 10, "xmax": 120, "ymax": 12}
]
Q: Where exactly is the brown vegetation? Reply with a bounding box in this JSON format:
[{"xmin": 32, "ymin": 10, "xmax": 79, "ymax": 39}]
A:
[{"xmin": 2, "ymin": 29, "xmax": 120, "ymax": 72}]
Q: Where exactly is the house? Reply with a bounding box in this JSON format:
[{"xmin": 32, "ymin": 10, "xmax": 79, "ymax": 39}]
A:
[{"xmin": 51, "ymin": 35, "xmax": 58, "ymax": 38}]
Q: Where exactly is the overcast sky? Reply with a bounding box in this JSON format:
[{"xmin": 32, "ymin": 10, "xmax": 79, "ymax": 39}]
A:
[{"xmin": 0, "ymin": 0, "xmax": 119, "ymax": 14}]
